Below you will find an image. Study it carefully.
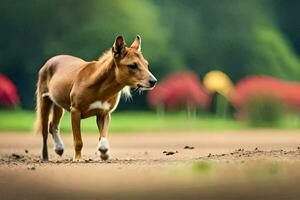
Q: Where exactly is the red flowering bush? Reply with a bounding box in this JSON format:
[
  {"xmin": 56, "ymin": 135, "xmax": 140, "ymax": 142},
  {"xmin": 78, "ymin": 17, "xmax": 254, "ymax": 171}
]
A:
[
  {"xmin": 0, "ymin": 74, "xmax": 19, "ymax": 107},
  {"xmin": 230, "ymin": 76, "xmax": 300, "ymax": 125},
  {"xmin": 148, "ymin": 72, "xmax": 211, "ymax": 111},
  {"xmin": 231, "ymin": 76, "xmax": 300, "ymax": 109}
]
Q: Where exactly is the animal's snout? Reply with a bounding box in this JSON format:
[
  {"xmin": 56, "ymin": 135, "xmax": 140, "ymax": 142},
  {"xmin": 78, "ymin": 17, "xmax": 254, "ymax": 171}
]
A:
[{"xmin": 149, "ymin": 77, "xmax": 157, "ymax": 87}]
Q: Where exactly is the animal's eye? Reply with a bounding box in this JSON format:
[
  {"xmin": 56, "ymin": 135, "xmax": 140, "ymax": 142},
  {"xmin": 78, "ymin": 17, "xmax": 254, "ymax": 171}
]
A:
[{"xmin": 128, "ymin": 63, "xmax": 138, "ymax": 69}]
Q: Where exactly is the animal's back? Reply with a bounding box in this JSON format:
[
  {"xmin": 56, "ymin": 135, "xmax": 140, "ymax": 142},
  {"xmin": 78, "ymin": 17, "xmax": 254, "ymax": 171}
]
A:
[
  {"xmin": 38, "ymin": 55, "xmax": 90, "ymax": 110},
  {"xmin": 43, "ymin": 55, "xmax": 87, "ymax": 72}
]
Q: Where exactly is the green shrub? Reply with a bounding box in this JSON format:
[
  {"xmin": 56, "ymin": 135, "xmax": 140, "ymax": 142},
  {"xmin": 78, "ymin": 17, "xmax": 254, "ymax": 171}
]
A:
[{"xmin": 246, "ymin": 95, "xmax": 285, "ymax": 127}]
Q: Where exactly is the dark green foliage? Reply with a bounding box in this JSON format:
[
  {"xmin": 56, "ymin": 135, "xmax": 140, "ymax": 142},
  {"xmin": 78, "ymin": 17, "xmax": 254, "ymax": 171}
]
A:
[
  {"xmin": 0, "ymin": 0, "xmax": 178, "ymax": 109},
  {"xmin": 247, "ymin": 96, "xmax": 284, "ymax": 127},
  {"xmin": 155, "ymin": 0, "xmax": 300, "ymax": 81},
  {"xmin": 0, "ymin": 0, "xmax": 299, "ymax": 109}
]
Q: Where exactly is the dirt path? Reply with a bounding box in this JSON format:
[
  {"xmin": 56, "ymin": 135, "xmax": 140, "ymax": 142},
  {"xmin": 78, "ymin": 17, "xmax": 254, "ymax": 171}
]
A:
[{"xmin": 1, "ymin": 130, "xmax": 300, "ymax": 200}]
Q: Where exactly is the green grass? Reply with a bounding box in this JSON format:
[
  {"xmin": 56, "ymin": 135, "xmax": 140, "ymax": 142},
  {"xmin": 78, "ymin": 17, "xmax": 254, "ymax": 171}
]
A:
[
  {"xmin": 0, "ymin": 110, "xmax": 246, "ymax": 133},
  {"xmin": 1, "ymin": 110, "xmax": 300, "ymax": 133}
]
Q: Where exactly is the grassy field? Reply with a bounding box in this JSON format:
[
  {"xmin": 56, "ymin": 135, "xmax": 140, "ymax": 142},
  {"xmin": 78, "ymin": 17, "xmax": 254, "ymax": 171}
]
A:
[
  {"xmin": 0, "ymin": 110, "xmax": 247, "ymax": 133},
  {"xmin": 0, "ymin": 110, "xmax": 300, "ymax": 133}
]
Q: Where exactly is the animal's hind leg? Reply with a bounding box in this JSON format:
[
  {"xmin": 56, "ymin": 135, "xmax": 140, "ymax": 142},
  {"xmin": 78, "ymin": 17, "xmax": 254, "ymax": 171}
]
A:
[
  {"xmin": 41, "ymin": 97, "xmax": 53, "ymax": 161},
  {"xmin": 49, "ymin": 104, "xmax": 64, "ymax": 156},
  {"xmin": 71, "ymin": 107, "xmax": 83, "ymax": 161}
]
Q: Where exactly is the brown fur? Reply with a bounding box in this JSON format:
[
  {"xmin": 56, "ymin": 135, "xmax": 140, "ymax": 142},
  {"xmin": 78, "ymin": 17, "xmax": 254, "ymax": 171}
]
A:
[{"xmin": 34, "ymin": 35, "xmax": 156, "ymax": 160}]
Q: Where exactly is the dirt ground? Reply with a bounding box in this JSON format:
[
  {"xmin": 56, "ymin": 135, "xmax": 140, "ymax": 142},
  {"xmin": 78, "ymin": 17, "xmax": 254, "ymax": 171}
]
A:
[{"xmin": 1, "ymin": 130, "xmax": 300, "ymax": 200}]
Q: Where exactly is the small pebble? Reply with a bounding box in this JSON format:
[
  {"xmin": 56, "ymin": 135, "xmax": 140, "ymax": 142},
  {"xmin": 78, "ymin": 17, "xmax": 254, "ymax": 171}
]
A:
[
  {"xmin": 166, "ymin": 152, "xmax": 176, "ymax": 156},
  {"xmin": 25, "ymin": 149, "xmax": 29, "ymax": 154},
  {"xmin": 11, "ymin": 153, "xmax": 22, "ymax": 159},
  {"xmin": 184, "ymin": 146, "xmax": 195, "ymax": 150}
]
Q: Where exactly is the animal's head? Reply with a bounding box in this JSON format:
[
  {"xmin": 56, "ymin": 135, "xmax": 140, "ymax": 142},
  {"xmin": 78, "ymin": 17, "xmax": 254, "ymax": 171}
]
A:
[{"xmin": 112, "ymin": 35, "xmax": 157, "ymax": 90}]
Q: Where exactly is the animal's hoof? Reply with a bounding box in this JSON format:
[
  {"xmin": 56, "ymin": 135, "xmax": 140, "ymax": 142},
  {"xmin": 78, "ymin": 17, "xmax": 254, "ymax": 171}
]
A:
[
  {"xmin": 42, "ymin": 157, "xmax": 49, "ymax": 161},
  {"xmin": 100, "ymin": 153, "xmax": 110, "ymax": 161},
  {"xmin": 72, "ymin": 158, "xmax": 83, "ymax": 162},
  {"xmin": 55, "ymin": 148, "xmax": 64, "ymax": 156},
  {"xmin": 42, "ymin": 152, "xmax": 49, "ymax": 161},
  {"xmin": 73, "ymin": 152, "xmax": 82, "ymax": 162},
  {"xmin": 99, "ymin": 147, "xmax": 108, "ymax": 154}
]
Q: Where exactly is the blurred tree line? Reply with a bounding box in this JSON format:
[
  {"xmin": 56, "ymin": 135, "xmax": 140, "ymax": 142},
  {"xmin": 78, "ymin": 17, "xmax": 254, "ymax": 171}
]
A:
[{"xmin": 0, "ymin": 0, "xmax": 299, "ymax": 109}]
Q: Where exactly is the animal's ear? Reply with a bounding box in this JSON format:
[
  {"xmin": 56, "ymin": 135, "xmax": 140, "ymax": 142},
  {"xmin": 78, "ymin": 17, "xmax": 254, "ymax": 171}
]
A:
[
  {"xmin": 112, "ymin": 35, "xmax": 126, "ymax": 57},
  {"xmin": 130, "ymin": 35, "xmax": 141, "ymax": 52}
]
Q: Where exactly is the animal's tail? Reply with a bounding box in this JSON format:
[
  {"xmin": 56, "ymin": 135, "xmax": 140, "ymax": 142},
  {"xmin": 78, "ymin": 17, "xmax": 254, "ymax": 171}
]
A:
[{"xmin": 33, "ymin": 79, "xmax": 43, "ymax": 135}]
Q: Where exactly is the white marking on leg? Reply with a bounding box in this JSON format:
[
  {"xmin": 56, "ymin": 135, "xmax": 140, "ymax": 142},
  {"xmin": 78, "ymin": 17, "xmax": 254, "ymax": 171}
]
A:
[
  {"xmin": 51, "ymin": 129, "xmax": 64, "ymax": 151},
  {"xmin": 97, "ymin": 138, "xmax": 110, "ymax": 151},
  {"xmin": 89, "ymin": 101, "xmax": 111, "ymax": 111},
  {"xmin": 98, "ymin": 138, "xmax": 110, "ymax": 160}
]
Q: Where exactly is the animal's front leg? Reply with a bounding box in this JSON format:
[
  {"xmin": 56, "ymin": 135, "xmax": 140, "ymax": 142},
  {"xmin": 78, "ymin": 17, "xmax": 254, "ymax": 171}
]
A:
[
  {"xmin": 96, "ymin": 113, "xmax": 111, "ymax": 160},
  {"xmin": 71, "ymin": 107, "xmax": 83, "ymax": 161}
]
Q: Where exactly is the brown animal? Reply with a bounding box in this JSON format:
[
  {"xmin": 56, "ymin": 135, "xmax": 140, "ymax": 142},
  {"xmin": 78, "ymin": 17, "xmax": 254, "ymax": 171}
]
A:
[{"xmin": 34, "ymin": 35, "xmax": 157, "ymax": 161}]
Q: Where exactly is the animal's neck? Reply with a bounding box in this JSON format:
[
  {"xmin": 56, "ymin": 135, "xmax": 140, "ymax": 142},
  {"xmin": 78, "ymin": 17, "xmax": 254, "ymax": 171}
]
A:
[{"xmin": 92, "ymin": 51, "xmax": 124, "ymax": 99}]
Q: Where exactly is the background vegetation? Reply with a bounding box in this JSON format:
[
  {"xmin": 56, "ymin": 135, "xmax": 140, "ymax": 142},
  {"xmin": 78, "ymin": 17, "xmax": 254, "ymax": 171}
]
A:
[
  {"xmin": 1, "ymin": 0, "xmax": 299, "ymax": 109},
  {"xmin": 0, "ymin": 1, "xmax": 300, "ymax": 131}
]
